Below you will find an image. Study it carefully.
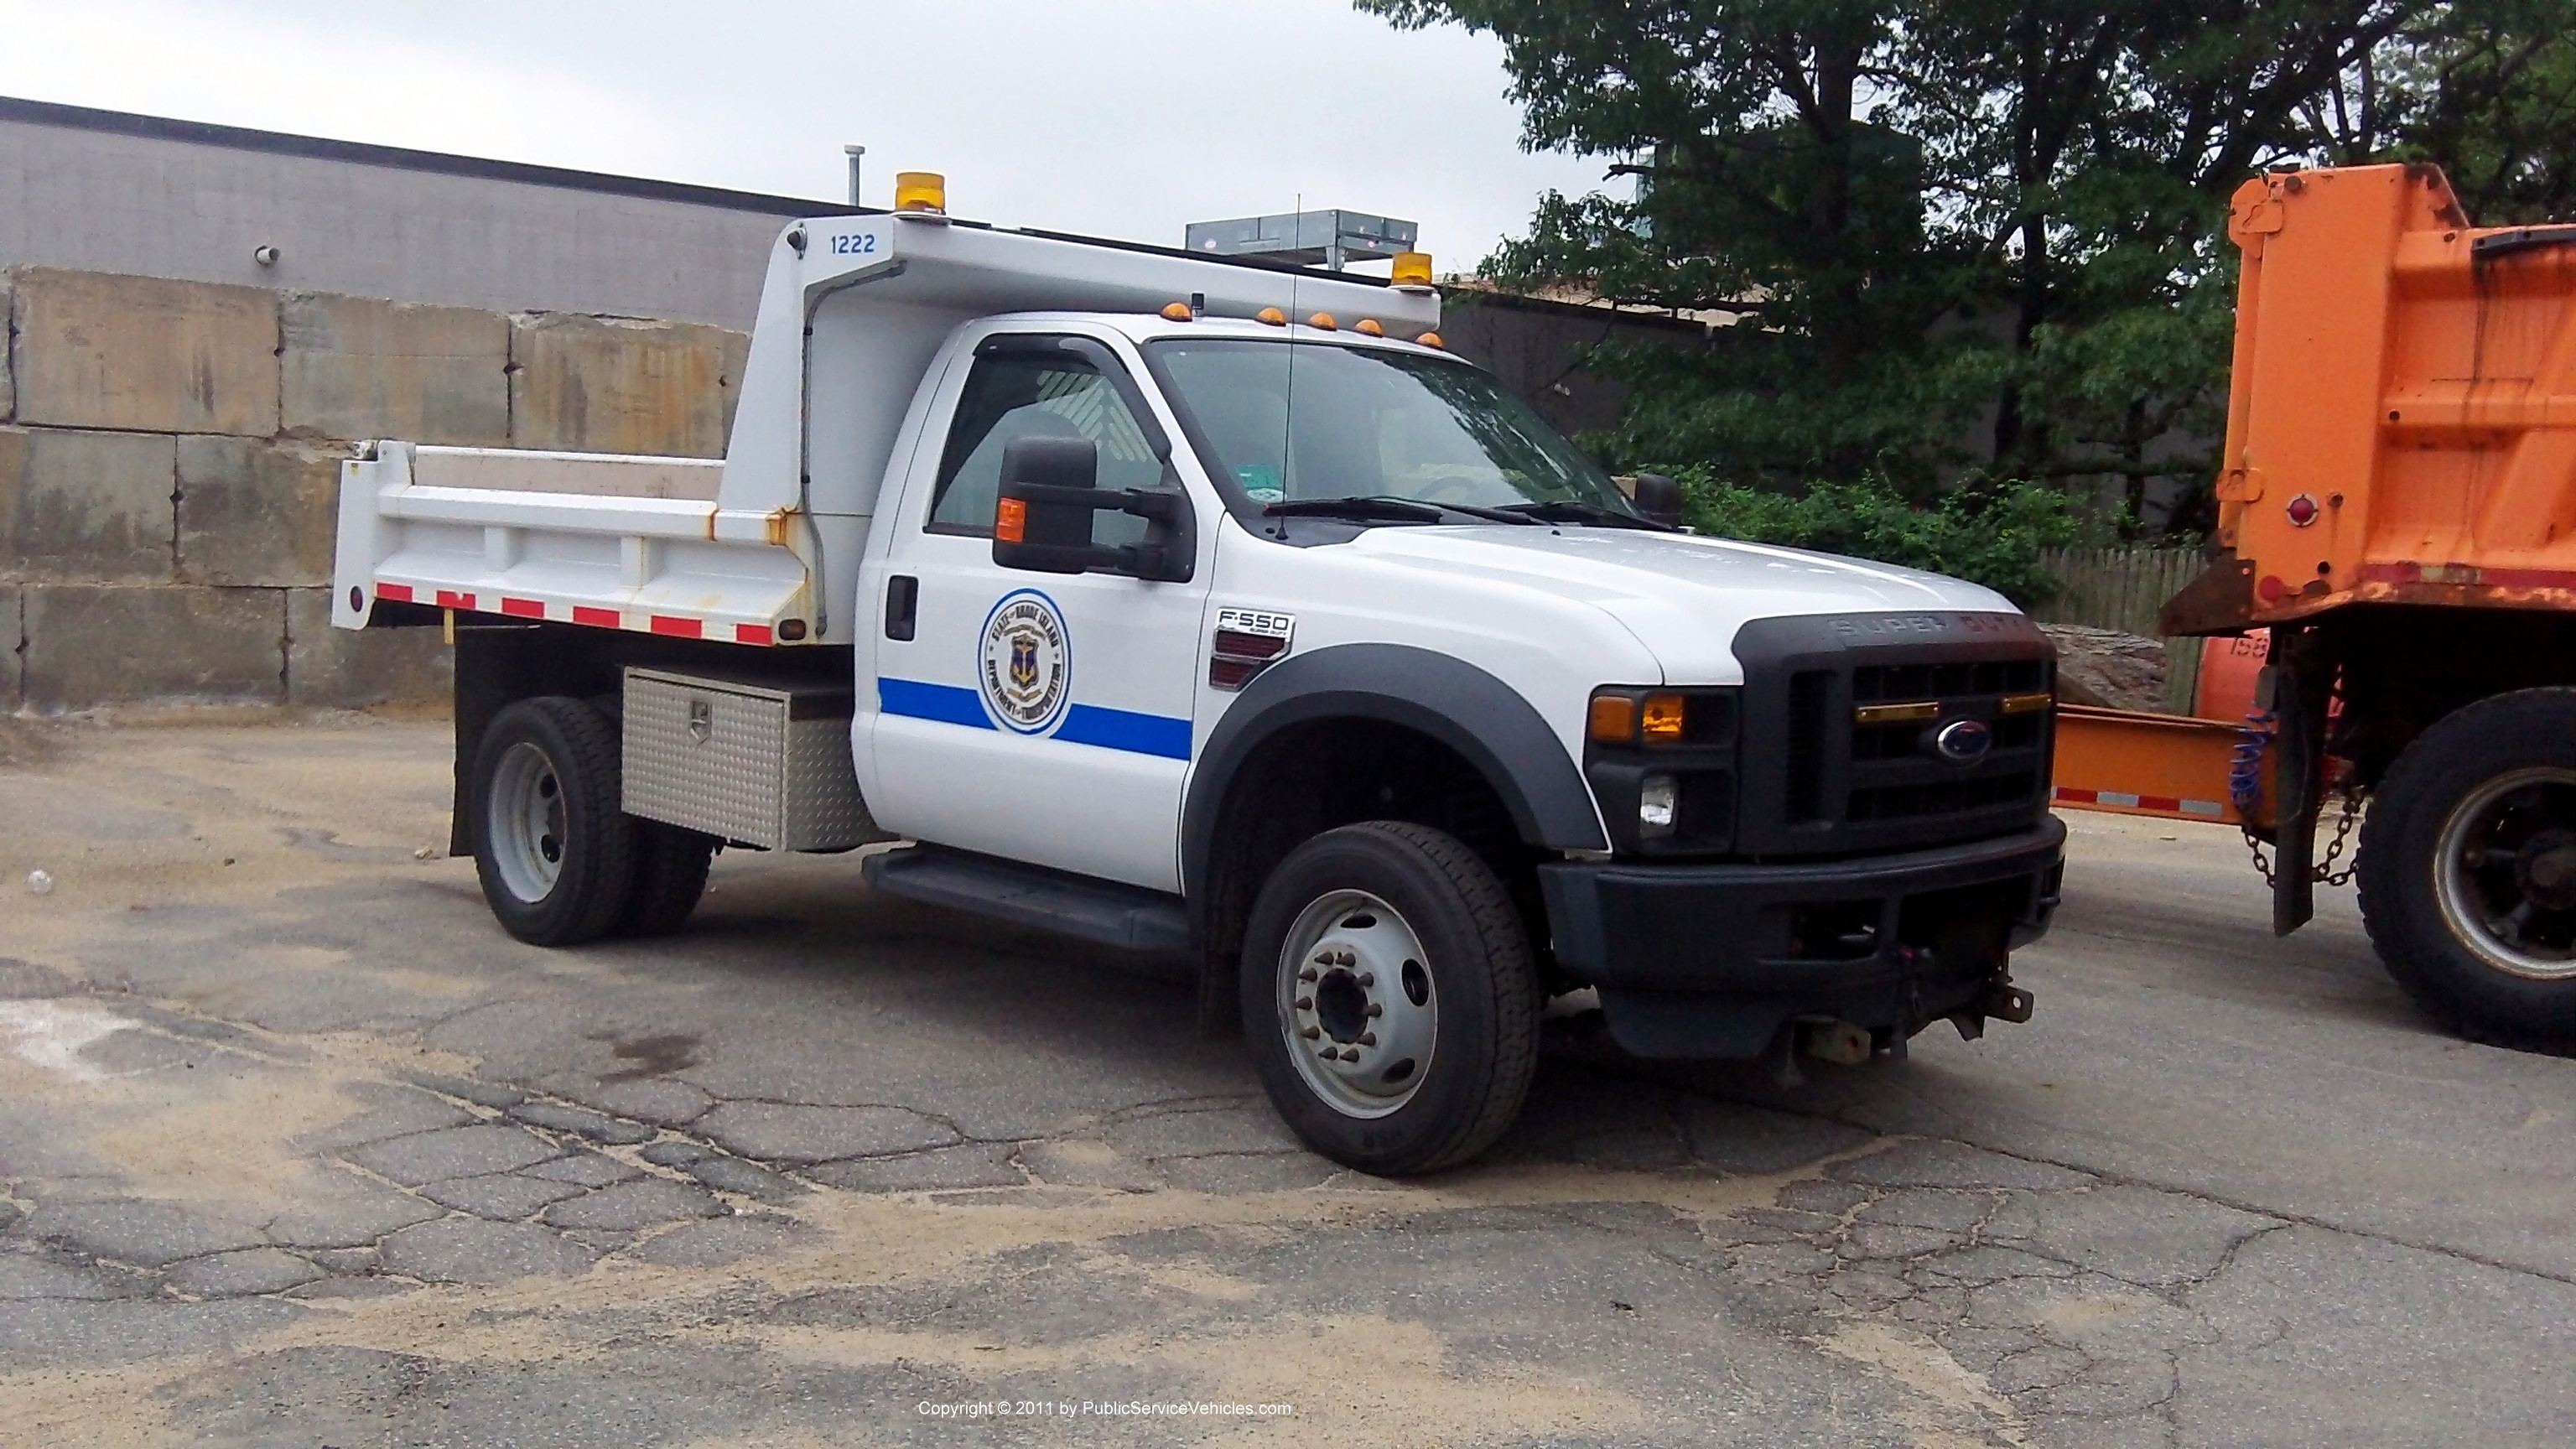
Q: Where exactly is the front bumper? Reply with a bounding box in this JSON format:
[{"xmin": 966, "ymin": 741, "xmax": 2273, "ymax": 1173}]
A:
[{"xmin": 1538, "ymin": 818, "xmax": 2066, "ymax": 1059}]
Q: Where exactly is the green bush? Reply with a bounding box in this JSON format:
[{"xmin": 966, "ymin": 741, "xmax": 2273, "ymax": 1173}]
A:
[{"xmin": 1670, "ymin": 471, "xmax": 2083, "ymax": 609}]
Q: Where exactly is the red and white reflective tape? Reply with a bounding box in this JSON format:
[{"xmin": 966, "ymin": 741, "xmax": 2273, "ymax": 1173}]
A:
[
  {"xmin": 2053, "ymin": 785, "xmax": 2226, "ymax": 818},
  {"xmin": 371, "ymin": 582, "xmax": 778, "ymax": 647}
]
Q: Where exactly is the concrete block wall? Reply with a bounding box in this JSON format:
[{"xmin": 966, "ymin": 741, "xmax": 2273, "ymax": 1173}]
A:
[{"xmin": 0, "ymin": 266, "xmax": 747, "ymax": 713}]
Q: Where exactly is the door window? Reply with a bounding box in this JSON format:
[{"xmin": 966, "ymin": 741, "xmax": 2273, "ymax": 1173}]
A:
[{"xmin": 927, "ymin": 350, "xmax": 1161, "ymax": 546}]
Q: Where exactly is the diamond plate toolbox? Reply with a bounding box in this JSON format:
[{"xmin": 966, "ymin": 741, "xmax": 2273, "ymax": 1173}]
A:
[{"xmin": 622, "ymin": 667, "xmax": 889, "ymax": 850}]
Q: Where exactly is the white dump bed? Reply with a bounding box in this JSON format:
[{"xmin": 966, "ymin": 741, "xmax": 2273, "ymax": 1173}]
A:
[
  {"xmin": 332, "ymin": 442, "xmax": 814, "ymax": 646},
  {"xmin": 335, "ymin": 208, "xmax": 1438, "ymax": 647}
]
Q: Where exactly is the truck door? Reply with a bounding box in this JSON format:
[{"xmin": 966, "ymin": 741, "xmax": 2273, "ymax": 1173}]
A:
[{"xmin": 863, "ymin": 331, "xmax": 1211, "ymax": 892}]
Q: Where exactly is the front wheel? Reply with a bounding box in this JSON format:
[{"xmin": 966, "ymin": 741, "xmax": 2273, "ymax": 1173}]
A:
[
  {"xmin": 1240, "ymin": 821, "xmax": 1538, "ymax": 1174},
  {"xmin": 470, "ymin": 697, "xmax": 636, "ymax": 947},
  {"xmin": 2359, "ymin": 688, "xmax": 2576, "ymax": 1050}
]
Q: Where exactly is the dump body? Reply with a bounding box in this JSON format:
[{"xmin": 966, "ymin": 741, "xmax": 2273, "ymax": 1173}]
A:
[
  {"xmin": 2168, "ymin": 164, "xmax": 2576, "ymax": 633},
  {"xmin": 2117, "ymin": 163, "xmax": 2576, "ymax": 1048}
]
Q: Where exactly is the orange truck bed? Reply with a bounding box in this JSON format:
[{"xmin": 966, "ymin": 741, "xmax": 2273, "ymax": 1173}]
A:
[{"xmin": 2163, "ymin": 163, "xmax": 2576, "ymax": 635}]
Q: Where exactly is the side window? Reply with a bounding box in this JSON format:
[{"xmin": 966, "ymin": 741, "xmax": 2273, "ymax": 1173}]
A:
[{"xmin": 927, "ymin": 347, "xmax": 1163, "ymax": 545}]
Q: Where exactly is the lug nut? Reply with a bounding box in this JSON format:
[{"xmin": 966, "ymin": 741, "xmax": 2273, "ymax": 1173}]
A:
[
  {"xmin": 1339, "ymin": 1046, "xmax": 1361, "ymax": 1062},
  {"xmin": 1298, "ymin": 968, "xmax": 1318, "ymax": 982},
  {"xmin": 1358, "ymin": 1032, "xmax": 1377, "ymax": 1046},
  {"xmin": 1357, "ymin": 972, "xmax": 1375, "ymax": 987},
  {"xmin": 1301, "ymin": 1026, "xmax": 1321, "ymax": 1040},
  {"xmin": 1295, "ymin": 996, "xmax": 1312, "ymax": 1010},
  {"xmin": 1365, "ymin": 1003, "xmax": 1382, "ymax": 1018},
  {"xmin": 1337, "ymin": 951, "xmax": 1356, "ymax": 966}
]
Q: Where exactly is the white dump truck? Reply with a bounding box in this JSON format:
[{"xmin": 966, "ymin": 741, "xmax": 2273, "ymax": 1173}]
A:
[{"xmin": 334, "ymin": 178, "xmax": 2064, "ymax": 1171}]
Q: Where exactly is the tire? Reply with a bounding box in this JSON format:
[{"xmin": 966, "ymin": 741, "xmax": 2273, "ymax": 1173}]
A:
[
  {"xmin": 1239, "ymin": 821, "xmax": 1539, "ymax": 1174},
  {"xmin": 470, "ymin": 697, "xmax": 636, "ymax": 947},
  {"xmin": 618, "ymin": 821, "xmax": 717, "ymax": 937},
  {"xmin": 2358, "ymin": 687, "xmax": 2576, "ymax": 1051}
]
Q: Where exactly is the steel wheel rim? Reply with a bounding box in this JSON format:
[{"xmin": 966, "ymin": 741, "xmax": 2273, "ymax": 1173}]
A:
[
  {"xmin": 2433, "ymin": 766, "xmax": 2576, "ymax": 981},
  {"xmin": 489, "ymin": 741, "xmax": 568, "ymax": 904},
  {"xmin": 1277, "ymin": 889, "xmax": 1437, "ymax": 1119}
]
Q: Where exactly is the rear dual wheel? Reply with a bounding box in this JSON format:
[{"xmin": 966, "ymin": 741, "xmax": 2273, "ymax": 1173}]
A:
[
  {"xmin": 470, "ymin": 697, "xmax": 713, "ymax": 945},
  {"xmin": 1241, "ymin": 822, "xmax": 1539, "ymax": 1175},
  {"xmin": 2360, "ymin": 688, "xmax": 2576, "ymax": 1050}
]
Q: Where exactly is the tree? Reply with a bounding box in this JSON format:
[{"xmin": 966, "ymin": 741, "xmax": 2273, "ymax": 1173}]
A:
[{"xmin": 1363, "ymin": 0, "xmax": 2576, "ymax": 540}]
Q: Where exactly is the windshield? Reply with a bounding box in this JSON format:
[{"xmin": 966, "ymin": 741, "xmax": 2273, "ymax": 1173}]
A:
[{"xmin": 1144, "ymin": 338, "xmax": 1636, "ymax": 517}]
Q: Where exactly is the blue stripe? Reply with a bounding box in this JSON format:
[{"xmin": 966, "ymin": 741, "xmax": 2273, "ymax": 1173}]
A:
[
  {"xmin": 877, "ymin": 677, "xmax": 993, "ymax": 730},
  {"xmin": 875, "ymin": 678, "xmax": 1192, "ymax": 760},
  {"xmin": 1055, "ymin": 704, "xmax": 1193, "ymax": 760}
]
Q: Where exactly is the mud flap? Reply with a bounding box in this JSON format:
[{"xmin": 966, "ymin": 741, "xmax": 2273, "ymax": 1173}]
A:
[{"xmin": 2266, "ymin": 627, "xmax": 2332, "ymax": 936}]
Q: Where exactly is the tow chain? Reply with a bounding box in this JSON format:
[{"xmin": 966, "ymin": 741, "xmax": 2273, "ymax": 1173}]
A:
[
  {"xmin": 2245, "ymin": 784, "xmax": 2364, "ymax": 890},
  {"xmin": 2231, "ymin": 704, "xmax": 2363, "ymax": 890}
]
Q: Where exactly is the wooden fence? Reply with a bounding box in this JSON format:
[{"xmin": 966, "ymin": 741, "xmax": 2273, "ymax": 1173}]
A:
[
  {"xmin": 2029, "ymin": 546, "xmax": 2209, "ymax": 714},
  {"xmin": 2028, "ymin": 547, "xmax": 2204, "ymax": 637}
]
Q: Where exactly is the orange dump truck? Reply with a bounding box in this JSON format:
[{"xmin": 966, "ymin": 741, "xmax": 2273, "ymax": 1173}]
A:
[{"xmin": 2139, "ymin": 161, "xmax": 2576, "ymax": 1048}]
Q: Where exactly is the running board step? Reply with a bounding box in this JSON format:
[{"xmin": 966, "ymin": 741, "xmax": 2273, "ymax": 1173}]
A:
[{"xmin": 861, "ymin": 847, "xmax": 1192, "ymax": 957}]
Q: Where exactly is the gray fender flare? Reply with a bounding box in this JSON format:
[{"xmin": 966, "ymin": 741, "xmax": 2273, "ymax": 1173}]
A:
[{"xmin": 1180, "ymin": 643, "xmax": 1607, "ymax": 904}]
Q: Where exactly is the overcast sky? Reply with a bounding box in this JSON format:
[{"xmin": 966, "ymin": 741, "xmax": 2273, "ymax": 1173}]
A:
[{"xmin": 0, "ymin": 0, "xmax": 1617, "ymax": 273}]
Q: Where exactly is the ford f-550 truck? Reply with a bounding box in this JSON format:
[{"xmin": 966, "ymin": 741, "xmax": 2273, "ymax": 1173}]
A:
[{"xmin": 334, "ymin": 177, "xmax": 2064, "ymax": 1172}]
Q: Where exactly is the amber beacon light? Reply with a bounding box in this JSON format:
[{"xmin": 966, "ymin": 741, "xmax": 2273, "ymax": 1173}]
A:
[{"xmin": 893, "ymin": 171, "xmax": 948, "ymax": 216}]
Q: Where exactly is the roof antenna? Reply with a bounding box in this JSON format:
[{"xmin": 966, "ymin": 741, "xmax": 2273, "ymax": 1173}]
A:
[
  {"xmin": 1277, "ymin": 193, "xmax": 1303, "ymax": 535},
  {"xmin": 843, "ymin": 144, "xmax": 866, "ymax": 208}
]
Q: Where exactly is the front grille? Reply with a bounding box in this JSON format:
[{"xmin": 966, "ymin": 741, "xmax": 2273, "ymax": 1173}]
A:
[
  {"xmin": 1733, "ymin": 611, "xmax": 2055, "ymax": 857},
  {"xmin": 1849, "ymin": 769, "xmax": 2039, "ymax": 822},
  {"xmin": 1784, "ymin": 670, "xmax": 1830, "ymax": 823},
  {"xmin": 1852, "ymin": 658, "xmax": 2048, "ymax": 703}
]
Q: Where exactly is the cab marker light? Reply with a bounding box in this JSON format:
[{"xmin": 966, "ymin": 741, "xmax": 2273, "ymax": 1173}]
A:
[
  {"xmin": 1416, "ymin": 331, "xmax": 1443, "ymax": 349},
  {"xmin": 1308, "ymin": 312, "xmax": 1338, "ymax": 330},
  {"xmin": 1161, "ymin": 302, "xmax": 1194, "ymax": 321},
  {"xmin": 1355, "ymin": 319, "xmax": 1384, "ymax": 336},
  {"xmin": 1257, "ymin": 307, "xmax": 1287, "ymax": 326}
]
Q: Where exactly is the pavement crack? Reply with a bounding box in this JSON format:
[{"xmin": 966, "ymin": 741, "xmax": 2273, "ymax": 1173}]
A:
[{"xmin": 1758, "ymin": 1102, "xmax": 2576, "ymax": 1291}]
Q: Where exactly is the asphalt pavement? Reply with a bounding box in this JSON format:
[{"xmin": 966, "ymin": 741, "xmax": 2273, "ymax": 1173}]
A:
[{"xmin": 0, "ymin": 713, "xmax": 2569, "ymax": 1447}]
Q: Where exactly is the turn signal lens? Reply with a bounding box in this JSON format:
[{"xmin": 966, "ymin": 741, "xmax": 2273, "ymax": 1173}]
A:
[
  {"xmin": 1641, "ymin": 693, "xmax": 1686, "ymax": 743},
  {"xmin": 1391, "ymin": 251, "xmax": 1434, "ymax": 286},
  {"xmin": 1587, "ymin": 693, "xmax": 1638, "ymax": 745},
  {"xmin": 893, "ymin": 171, "xmax": 947, "ymax": 215},
  {"xmin": 996, "ymin": 497, "xmax": 1027, "ymax": 543},
  {"xmin": 1639, "ymin": 775, "xmax": 1678, "ymax": 835},
  {"xmin": 1256, "ymin": 306, "xmax": 1287, "ymax": 326}
]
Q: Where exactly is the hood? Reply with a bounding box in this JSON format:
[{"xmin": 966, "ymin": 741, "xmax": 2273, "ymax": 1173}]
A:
[{"xmin": 1347, "ymin": 525, "xmax": 2019, "ymax": 683}]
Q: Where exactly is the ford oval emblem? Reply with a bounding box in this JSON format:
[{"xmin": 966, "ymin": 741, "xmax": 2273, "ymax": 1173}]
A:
[{"xmin": 1933, "ymin": 718, "xmax": 1992, "ymax": 764}]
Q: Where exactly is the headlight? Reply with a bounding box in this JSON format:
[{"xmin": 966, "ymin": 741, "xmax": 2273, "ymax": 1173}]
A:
[
  {"xmin": 1639, "ymin": 775, "xmax": 1678, "ymax": 835},
  {"xmin": 1582, "ymin": 687, "xmax": 1741, "ymax": 854},
  {"xmin": 1587, "ymin": 688, "xmax": 1734, "ymax": 747}
]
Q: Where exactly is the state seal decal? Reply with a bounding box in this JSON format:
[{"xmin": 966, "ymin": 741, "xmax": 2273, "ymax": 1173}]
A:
[{"xmin": 979, "ymin": 589, "xmax": 1072, "ymax": 735}]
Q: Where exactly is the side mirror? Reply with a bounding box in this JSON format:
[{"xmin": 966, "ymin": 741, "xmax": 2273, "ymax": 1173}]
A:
[
  {"xmin": 1632, "ymin": 472, "xmax": 1685, "ymax": 529},
  {"xmin": 992, "ymin": 437, "xmax": 1103, "ymax": 574},
  {"xmin": 989, "ymin": 435, "xmax": 1197, "ymax": 583}
]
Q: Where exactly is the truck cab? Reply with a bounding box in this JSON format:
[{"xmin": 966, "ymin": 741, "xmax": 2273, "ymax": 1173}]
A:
[{"xmin": 335, "ymin": 196, "xmax": 2064, "ymax": 1172}]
